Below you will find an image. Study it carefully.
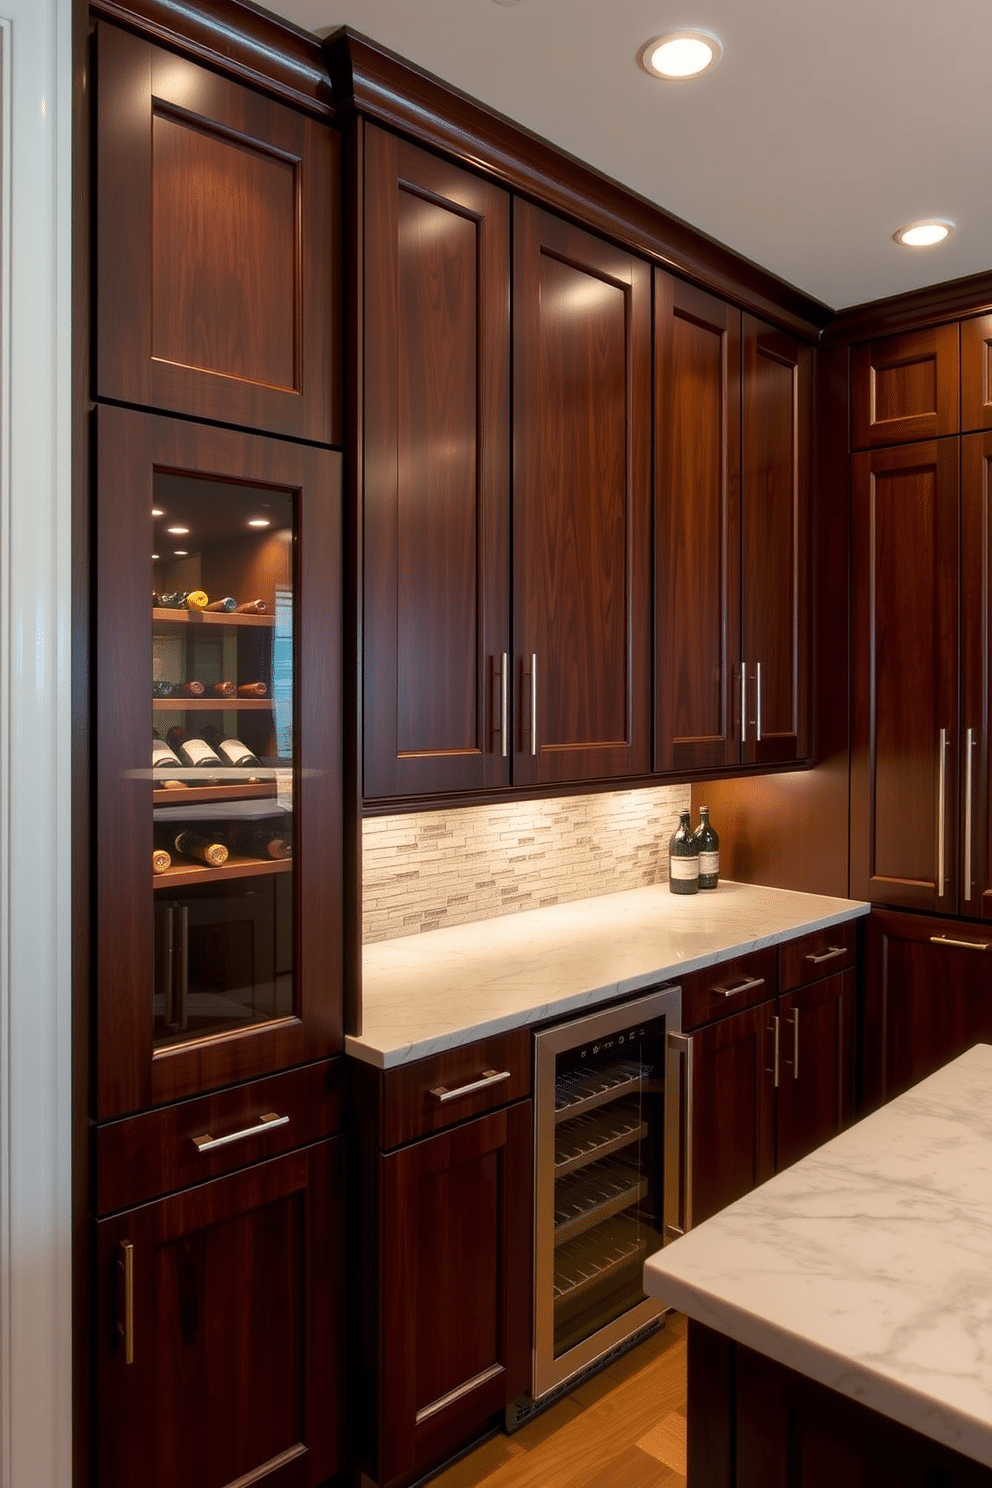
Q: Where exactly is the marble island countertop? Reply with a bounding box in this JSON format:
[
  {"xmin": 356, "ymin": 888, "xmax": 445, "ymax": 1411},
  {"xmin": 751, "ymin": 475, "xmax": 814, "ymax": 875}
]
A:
[
  {"xmin": 644, "ymin": 1042, "xmax": 992, "ymax": 1468},
  {"xmin": 348, "ymin": 879, "xmax": 868, "ymax": 1069}
]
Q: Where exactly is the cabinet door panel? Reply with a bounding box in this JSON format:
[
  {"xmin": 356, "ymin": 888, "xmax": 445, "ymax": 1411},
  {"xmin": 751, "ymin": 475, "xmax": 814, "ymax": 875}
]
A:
[
  {"xmin": 962, "ymin": 314, "xmax": 992, "ymax": 433},
  {"xmin": 363, "ymin": 127, "xmax": 511, "ymax": 797},
  {"xmin": 851, "ymin": 325, "xmax": 960, "ymax": 449},
  {"xmin": 850, "ymin": 441, "xmax": 959, "ymax": 911},
  {"xmin": 95, "ymin": 1139, "xmax": 345, "ymax": 1488},
  {"xmin": 95, "ymin": 24, "xmax": 338, "ymax": 444},
  {"xmin": 513, "ymin": 203, "xmax": 651, "ymax": 785},
  {"xmin": 655, "ymin": 273, "xmax": 742, "ymax": 772},
  {"xmin": 741, "ymin": 318, "xmax": 810, "ymax": 765},
  {"xmin": 379, "ymin": 1101, "xmax": 532, "ymax": 1488},
  {"xmin": 689, "ymin": 1004, "xmax": 776, "ymax": 1227},
  {"xmin": 777, "ymin": 970, "xmax": 854, "ymax": 1172},
  {"xmin": 961, "ymin": 432, "xmax": 992, "ymax": 919}
]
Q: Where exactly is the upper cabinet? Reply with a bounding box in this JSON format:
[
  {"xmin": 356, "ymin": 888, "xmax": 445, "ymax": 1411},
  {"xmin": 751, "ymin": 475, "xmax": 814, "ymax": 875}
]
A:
[
  {"xmin": 95, "ymin": 24, "xmax": 340, "ymax": 446},
  {"xmin": 850, "ymin": 325, "xmax": 959, "ymax": 449},
  {"xmin": 654, "ymin": 282, "xmax": 810, "ymax": 773},
  {"xmin": 962, "ymin": 314, "xmax": 992, "ymax": 432},
  {"xmin": 512, "ymin": 203, "xmax": 652, "ymax": 787}
]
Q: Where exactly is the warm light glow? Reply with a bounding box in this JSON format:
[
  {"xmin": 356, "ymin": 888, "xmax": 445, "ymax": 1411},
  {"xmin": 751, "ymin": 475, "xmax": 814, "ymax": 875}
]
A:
[
  {"xmin": 166, "ymin": 525, "xmax": 189, "ymax": 535},
  {"xmin": 894, "ymin": 219, "xmax": 954, "ymax": 248},
  {"xmin": 641, "ymin": 30, "xmax": 722, "ymax": 80},
  {"xmin": 151, "ymin": 508, "xmax": 164, "ymax": 517},
  {"xmin": 248, "ymin": 518, "xmax": 271, "ymax": 528},
  {"xmin": 151, "ymin": 553, "xmax": 159, "ymax": 560},
  {"xmin": 172, "ymin": 549, "xmax": 188, "ymax": 557}
]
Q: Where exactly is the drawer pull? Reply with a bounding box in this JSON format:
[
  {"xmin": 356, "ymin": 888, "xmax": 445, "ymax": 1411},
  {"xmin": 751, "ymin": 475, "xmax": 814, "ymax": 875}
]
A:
[
  {"xmin": 930, "ymin": 934, "xmax": 991, "ymax": 953},
  {"xmin": 429, "ymin": 1069, "xmax": 511, "ymax": 1104},
  {"xmin": 804, "ymin": 945, "xmax": 847, "ymax": 965},
  {"xmin": 713, "ymin": 975, "xmax": 765, "ymax": 999},
  {"xmin": 191, "ymin": 1112, "xmax": 289, "ymax": 1152}
]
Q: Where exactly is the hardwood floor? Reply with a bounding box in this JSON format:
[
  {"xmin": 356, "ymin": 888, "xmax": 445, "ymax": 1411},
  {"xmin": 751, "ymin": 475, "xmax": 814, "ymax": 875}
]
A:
[{"xmin": 427, "ymin": 1314, "xmax": 687, "ymax": 1488}]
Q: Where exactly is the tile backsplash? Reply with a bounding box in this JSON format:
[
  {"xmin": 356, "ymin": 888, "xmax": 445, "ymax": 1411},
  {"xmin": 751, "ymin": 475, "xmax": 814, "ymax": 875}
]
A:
[{"xmin": 362, "ymin": 783, "xmax": 691, "ymax": 943}]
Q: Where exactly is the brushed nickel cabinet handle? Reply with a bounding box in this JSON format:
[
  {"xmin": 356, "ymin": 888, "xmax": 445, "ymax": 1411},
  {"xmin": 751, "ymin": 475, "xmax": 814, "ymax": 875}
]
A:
[
  {"xmin": 191, "ymin": 1112, "xmax": 289, "ymax": 1152},
  {"xmin": 772, "ymin": 1015, "xmax": 780, "ymax": 1089},
  {"xmin": 120, "ymin": 1240, "xmax": 134, "ymax": 1366},
  {"xmin": 804, "ymin": 945, "xmax": 847, "ymax": 965},
  {"xmin": 965, "ymin": 726, "xmax": 975, "ymax": 901},
  {"xmin": 792, "ymin": 1008, "xmax": 800, "ymax": 1081},
  {"xmin": 937, "ymin": 726, "xmax": 948, "ymax": 898},
  {"xmin": 531, "ymin": 653, "xmax": 538, "ymax": 757},
  {"xmin": 666, "ymin": 1032, "xmax": 693, "ymax": 1235},
  {"xmin": 755, "ymin": 661, "xmax": 763, "ymax": 743},
  {"xmin": 712, "ymin": 975, "xmax": 765, "ymax": 999},
  {"xmin": 429, "ymin": 1069, "xmax": 511, "ymax": 1103},
  {"xmin": 500, "ymin": 652, "xmax": 508, "ymax": 759},
  {"xmin": 930, "ymin": 934, "xmax": 991, "ymax": 952},
  {"xmin": 740, "ymin": 663, "xmax": 747, "ymax": 745}
]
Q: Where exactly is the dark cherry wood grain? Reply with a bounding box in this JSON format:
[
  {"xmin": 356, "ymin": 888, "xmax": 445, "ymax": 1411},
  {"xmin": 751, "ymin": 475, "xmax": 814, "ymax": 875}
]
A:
[
  {"xmin": 89, "ymin": 0, "xmax": 334, "ymax": 116},
  {"xmin": 512, "ymin": 202, "xmax": 651, "ymax": 786},
  {"xmin": 678, "ymin": 947, "xmax": 777, "ymax": 1033},
  {"xmin": 778, "ymin": 919, "xmax": 856, "ymax": 992},
  {"xmin": 324, "ymin": 31, "xmax": 828, "ymax": 342},
  {"xmin": 373, "ymin": 1029, "xmax": 531, "ymax": 1150},
  {"xmin": 654, "ymin": 273, "xmax": 742, "ymax": 773},
  {"xmin": 95, "ymin": 407, "xmax": 343, "ymax": 1118},
  {"xmin": 776, "ymin": 969, "xmax": 854, "ymax": 1171},
  {"xmin": 962, "ymin": 314, "xmax": 992, "ymax": 432},
  {"xmin": 850, "ymin": 324, "xmax": 960, "ymax": 450},
  {"xmin": 95, "ymin": 23, "xmax": 339, "ymax": 444},
  {"xmin": 94, "ymin": 1138, "xmax": 345, "ymax": 1488},
  {"xmin": 850, "ymin": 439, "xmax": 960, "ymax": 911},
  {"xmin": 741, "ymin": 316, "xmax": 811, "ymax": 766},
  {"xmin": 362, "ymin": 126, "xmax": 511, "ymax": 798},
  {"xmin": 687, "ymin": 1000, "xmax": 777, "ymax": 1227},
  {"xmin": 94, "ymin": 1058, "xmax": 343, "ymax": 1213},
  {"xmin": 686, "ymin": 1322, "xmax": 734, "ymax": 1487},
  {"xmin": 827, "ymin": 267, "xmax": 992, "ymax": 344},
  {"xmin": 961, "ymin": 432, "xmax": 992, "ymax": 920},
  {"xmin": 863, "ymin": 910, "xmax": 992, "ymax": 1111},
  {"xmin": 378, "ymin": 1101, "xmax": 532, "ymax": 1488}
]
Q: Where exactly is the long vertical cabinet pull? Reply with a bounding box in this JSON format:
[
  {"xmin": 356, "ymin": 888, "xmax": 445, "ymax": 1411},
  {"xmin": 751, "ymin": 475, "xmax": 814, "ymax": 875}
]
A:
[
  {"xmin": 667, "ymin": 1032, "xmax": 693, "ymax": 1237},
  {"xmin": 530, "ymin": 654, "xmax": 538, "ymax": 756},
  {"xmin": 964, "ymin": 726, "xmax": 975, "ymax": 903},
  {"xmin": 119, "ymin": 1240, "xmax": 135, "ymax": 1365},
  {"xmin": 755, "ymin": 662, "xmax": 763, "ymax": 742},
  {"xmin": 937, "ymin": 727, "xmax": 948, "ymax": 899},
  {"xmin": 740, "ymin": 664, "xmax": 747, "ymax": 746},
  {"xmin": 500, "ymin": 653, "xmax": 509, "ymax": 758},
  {"xmin": 791, "ymin": 1008, "xmax": 800, "ymax": 1080}
]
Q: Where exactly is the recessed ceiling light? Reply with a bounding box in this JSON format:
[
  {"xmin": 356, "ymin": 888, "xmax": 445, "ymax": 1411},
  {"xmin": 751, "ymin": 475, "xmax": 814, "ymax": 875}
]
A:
[
  {"xmin": 166, "ymin": 525, "xmax": 189, "ymax": 535},
  {"xmin": 894, "ymin": 219, "xmax": 955, "ymax": 248},
  {"xmin": 248, "ymin": 518, "xmax": 271, "ymax": 528},
  {"xmin": 640, "ymin": 29, "xmax": 723, "ymax": 80}
]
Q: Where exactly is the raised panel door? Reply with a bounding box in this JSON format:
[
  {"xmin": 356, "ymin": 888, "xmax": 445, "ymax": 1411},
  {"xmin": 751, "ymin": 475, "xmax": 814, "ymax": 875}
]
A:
[
  {"xmin": 962, "ymin": 314, "xmax": 992, "ymax": 433},
  {"xmin": 655, "ymin": 273, "xmax": 742, "ymax": 772},
  {"xmin": 363, "ymin": 127, "xmax": 511, "ymax": 798},
  {"xmin": 850, "ymin": 440, "xmax": 959, "ymax": 911},
  {"xmin": 776, "ymin": 970, "xmax": 854, "ymax": 1172},
  {"xmin": 961, "ymin": 432, "xmax": 992, "ymax": 919},
  {"xmin": 95, "ymin": 23, "xmax": 339, "ymax": 444},
  {"xmin": 512, "ymin": 203, "xmax": 651, "ymax": 786},
  {"xmin": 94, "ymin": 1139, "xmax": 345, "ymax": 1488},
  {"xmin": 851, "ymin": 324, "xmax": 960, "ymax": 449},
  {"xmin": 741, "ymin": 317, "xmax": 811, "ymax": 765},
  {"xmin": 688, "ymin": 1003, "xmax": 776, "ymax": 1228}
]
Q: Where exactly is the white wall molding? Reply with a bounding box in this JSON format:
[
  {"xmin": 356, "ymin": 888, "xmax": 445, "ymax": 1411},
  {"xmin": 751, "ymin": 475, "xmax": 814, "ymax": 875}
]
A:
[{"xmin": 0, "ymin": 0, "xmax": 73, "ymax": 1484}]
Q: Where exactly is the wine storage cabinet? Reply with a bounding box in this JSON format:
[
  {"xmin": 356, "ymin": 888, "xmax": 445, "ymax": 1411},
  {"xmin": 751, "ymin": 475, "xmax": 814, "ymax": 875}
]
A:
[{"xmin": 95, "ymin": 405, "xmax": 344, "ymax": 1118}]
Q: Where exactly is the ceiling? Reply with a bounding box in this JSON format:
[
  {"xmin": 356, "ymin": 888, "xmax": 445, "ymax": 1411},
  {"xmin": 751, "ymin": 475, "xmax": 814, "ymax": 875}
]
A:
[{"xmin": 265, "ymin": 0, "xmax": 992, "ymax": 313}]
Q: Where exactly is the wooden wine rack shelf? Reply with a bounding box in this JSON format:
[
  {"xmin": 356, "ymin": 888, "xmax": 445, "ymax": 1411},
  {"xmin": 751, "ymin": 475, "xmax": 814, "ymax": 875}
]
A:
[
  {"xmin": 152, "ymin": 607, "xmax": 274, "ymax": 628},
  {"xmin": 152, "ymin": 782, "xmax": 278, "ymax": 806},
  {"xmin": 152, "ymin": 698, "xmax": 271, "ymax": 711},
  {"xmin": 152, "ymin": 855, "xmax": 292, "ymax": 890}
]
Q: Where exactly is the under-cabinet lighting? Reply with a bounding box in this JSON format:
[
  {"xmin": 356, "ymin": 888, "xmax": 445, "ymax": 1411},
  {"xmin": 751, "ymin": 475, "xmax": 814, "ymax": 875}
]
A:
[
  {"xmin": 640, "ymin": 29, "xmax": 722, "ymax": 80},
  {"xmin": 894, "ymin": 219, "xmax": 955, "ymax": 248},
  {"xmin": 166, "ymin": 525, "xmax": 189, "ymax": 535}
]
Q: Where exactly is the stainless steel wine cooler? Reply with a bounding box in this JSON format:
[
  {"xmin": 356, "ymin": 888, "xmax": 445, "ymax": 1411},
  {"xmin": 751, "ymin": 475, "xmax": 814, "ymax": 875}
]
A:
[{"xmin": 532, "ymin": 985, "xmax": 684, "ymax": 1400}]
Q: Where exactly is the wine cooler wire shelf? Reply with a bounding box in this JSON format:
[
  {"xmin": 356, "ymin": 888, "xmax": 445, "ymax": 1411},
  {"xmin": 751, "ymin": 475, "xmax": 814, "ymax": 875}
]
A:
[
  {"xmin": 552, "ymin": 1212, "xmax": 651, "ymax": 1305},
  {"xmin": 553, "ymin": 1060, "xmax": 650, "ymax": 1124},
  {"xmin": 153, "ymin": 607, "xmax": 274, "ymax": 628},
  {"xmin": 553, "ymin": 1154, "xmax": 649, "ymax": 1247},
  {"xmin": 554, "ymin": 1101, "xmax": 648, "ymax": 1178},
  {"xmin": 152, "ymin": 856, "xmax": 292, "ymax": 890}
]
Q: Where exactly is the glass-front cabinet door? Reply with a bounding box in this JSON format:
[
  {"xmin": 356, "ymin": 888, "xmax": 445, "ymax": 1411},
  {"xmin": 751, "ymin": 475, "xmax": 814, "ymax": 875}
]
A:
[{"xmin": 95, "ymin": 406, "xmax": 343, "ymax": 1118}]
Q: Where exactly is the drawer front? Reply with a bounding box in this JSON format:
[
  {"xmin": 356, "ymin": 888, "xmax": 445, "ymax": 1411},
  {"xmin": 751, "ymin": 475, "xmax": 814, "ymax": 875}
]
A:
[
  {"xmin": 94, "ymin": 1058, "xmax": 343, "ymax": 1215},
  {"xmin": 381, "ymin": 1029, "xmax": 531, "ymax": 1149},
  {"xmin": 779, "ymin": 921, "xmax": 857, "ymax": 993},
  {"xmin": 679, "ymin": 947, "xmax": 777, "ymax": 1032}
]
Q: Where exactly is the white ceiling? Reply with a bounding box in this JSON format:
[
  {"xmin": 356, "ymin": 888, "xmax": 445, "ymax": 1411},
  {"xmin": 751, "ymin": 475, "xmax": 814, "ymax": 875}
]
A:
[{"xmin": 271, "ymin": 0, "xmax": 992, "ymax": 312}]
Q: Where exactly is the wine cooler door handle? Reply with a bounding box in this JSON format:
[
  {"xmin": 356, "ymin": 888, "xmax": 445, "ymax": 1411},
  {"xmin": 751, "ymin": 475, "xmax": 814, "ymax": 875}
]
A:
[
  {"xmin": 666, "ymin": 1032, "xmax": 693, "ymax": 1237},
  {"xmin": 191, "ymin": 1112, "xmax": 290, "ymax": 1152},
  {"xmin": 712, "ymin": 975, "xmax": 765, "ymax": 999},
  {"xmin": 429, "ymin": 1069, "xmax": 511, "ymax": 1104},
  {"xmin": 118, "ymin": 1240, "xmax": 134, "ymax": 1365}
]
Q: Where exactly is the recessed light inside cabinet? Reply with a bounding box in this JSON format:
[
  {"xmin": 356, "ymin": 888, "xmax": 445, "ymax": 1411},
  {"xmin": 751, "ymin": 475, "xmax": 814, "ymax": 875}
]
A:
[
  {"xmin": 151, "ymin": 508, "xmax": 164, "ymax": 517},
  {"xmin": 640, "ymin": 29, "xmax": 723, "ymax": 80},
  {"xmin": 894, "ymin": 219, "xmax": 955, "ymax": 247},
  {"xmin": 152, "ymin": 553, "xmax": 159, "ymax": 560},
  {"xmin": 166, "ymin": 525, "xmax": 189, "ymax": 535},
  {"xmin": 172, "ymin": 549, "xmax": 188, "ymax": 557},
  {"xmin": 248, "ymin": 518, "xmax": 271, "ymax": 528}
]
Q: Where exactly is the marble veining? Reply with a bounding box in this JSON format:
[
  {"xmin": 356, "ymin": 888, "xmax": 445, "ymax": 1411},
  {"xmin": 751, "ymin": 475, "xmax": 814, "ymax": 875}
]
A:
[
  {"xmin": 349, "ymin": 880, "xmax": 867, "ymax": 1068},
  {"xmin": 643, "ymin": 1043, "xmax": 992, "ymax": 1467}
]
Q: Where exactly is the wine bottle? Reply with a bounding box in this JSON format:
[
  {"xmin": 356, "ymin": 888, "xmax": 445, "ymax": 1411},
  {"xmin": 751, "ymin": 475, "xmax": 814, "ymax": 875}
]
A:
[
  {"xmin": 694, "ymin": 806, "xmax": 720, "ymax": 890},
  {"xmin": 234, "ymin": 824, "xmax": 291, "ymax": 860},
  {"xmin": 169, "ymin": 829, "xmax": 228, "ymax": 867},
  {"xmin": 166, "ymin": 726, "xmax": 223, "ymax": 769},
  {"xmin": 200, "ymin": 724, "xmax": 262, "ymax": 768},
  {"xmin": 234, "ymin": 599, "xmax": 267, "ymax": 614},
  {"xmin": 204, "ymin": 597, "xmax": 237, "ymax": 612},
  {"xmin": 184, "ymin": 590, "xmax": 209, "ymax": 611},
  {"xmin": 237, "ymin": 681, "xmax": 268, "ymax": 697},
  {"xmin": 152, "ymin": 730, "xmax": 183, "ymax": 770},
  {"xmin": 156, "ymin": 592, "xmax": 185, "ymax": 609},
  {"xmin": 210, "ymin": 680, "xmax": 236, "ymax": 697},
  {"xmin": 153, "ymin": 679, "xmax": 176, "ymax": 697},
  {"xmin": 177, "ymin": 679, "xmax": 205, "ymax": 697},
  {"xmin": 668, "ymin": 811, "xmax": 699, "ymax": 895},
  {"xmin": 152, "ymin": 848, "xmax": 171, "ymax": 874}
]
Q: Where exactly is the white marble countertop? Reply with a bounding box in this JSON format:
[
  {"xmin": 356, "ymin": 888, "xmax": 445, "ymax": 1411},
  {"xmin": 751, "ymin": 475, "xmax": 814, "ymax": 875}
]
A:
[
  {"xmin": 348, "ymin": 880, "xmax": 868, "ymax": 1068},
  {"xmin": 644, "ymin": 1043, "xmax": 992, "ymax": 1468}
]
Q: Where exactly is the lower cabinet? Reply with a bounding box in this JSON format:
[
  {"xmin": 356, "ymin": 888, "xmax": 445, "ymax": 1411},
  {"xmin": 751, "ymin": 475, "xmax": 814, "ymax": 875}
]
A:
[
  {"xmin": 353, "ymin": 1031, "xmax": 533, "ymax": 1488},
  {"xmin": 864, "ymin": 909, "xmax": 992, "ymax": 1110}
]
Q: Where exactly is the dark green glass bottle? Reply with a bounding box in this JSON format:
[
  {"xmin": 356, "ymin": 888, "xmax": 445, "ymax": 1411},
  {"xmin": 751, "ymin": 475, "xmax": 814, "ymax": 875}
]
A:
[
  {"xmin": 695, "ymin": 805, "xmax": 720, "ymax": 890},
  {"xmin": 668, "ymin": 810, "xmax": 699, "ymax": 895}
]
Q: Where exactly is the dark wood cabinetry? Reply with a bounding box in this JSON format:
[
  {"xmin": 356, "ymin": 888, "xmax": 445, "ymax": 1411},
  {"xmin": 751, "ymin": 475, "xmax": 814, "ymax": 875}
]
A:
[
  {"xmin": 863, "ymin": 910, "xmax": 992, "ymax": 1109},
  {"xmin": 95, "ymin": 23, "xmax": 339, "ymax": 446},
  {"xmin": 850, "ymin": 324, "xmax": 960, "ymax": 449}
]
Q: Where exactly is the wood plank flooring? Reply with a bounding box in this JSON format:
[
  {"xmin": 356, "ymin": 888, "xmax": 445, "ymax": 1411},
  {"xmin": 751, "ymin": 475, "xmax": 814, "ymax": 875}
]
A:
[{"xmin": 427, "ymin": 1314, "xmax": 687, "ymax": 1488}]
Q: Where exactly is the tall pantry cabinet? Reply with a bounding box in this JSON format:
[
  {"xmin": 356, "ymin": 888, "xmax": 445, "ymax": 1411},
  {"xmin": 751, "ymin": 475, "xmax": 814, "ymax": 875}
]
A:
[{"xmin": 86, "ymin": 15, "xmax": 347, "ymax": 1488}]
